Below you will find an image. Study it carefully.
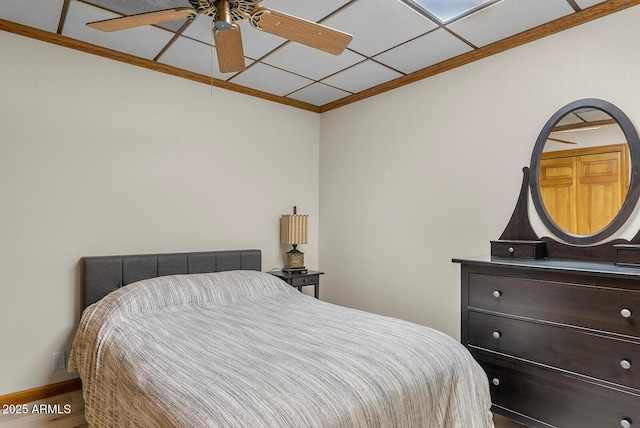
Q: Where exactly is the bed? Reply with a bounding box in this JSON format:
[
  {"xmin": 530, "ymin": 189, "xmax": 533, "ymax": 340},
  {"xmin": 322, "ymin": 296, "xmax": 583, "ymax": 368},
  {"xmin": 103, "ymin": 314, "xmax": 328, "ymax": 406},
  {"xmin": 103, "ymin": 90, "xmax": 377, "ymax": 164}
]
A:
[{"xmin": 69, "ymin": 249, "xmax": 493, "ymax": 427}]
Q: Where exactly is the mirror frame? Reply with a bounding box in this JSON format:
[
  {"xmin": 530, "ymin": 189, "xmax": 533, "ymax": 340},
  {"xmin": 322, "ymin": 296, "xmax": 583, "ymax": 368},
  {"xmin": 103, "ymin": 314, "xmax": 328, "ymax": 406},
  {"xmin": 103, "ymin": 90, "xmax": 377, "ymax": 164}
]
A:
[{"xmin": 530, "ymin": 98, "xmax": 640, "ymax": 245}]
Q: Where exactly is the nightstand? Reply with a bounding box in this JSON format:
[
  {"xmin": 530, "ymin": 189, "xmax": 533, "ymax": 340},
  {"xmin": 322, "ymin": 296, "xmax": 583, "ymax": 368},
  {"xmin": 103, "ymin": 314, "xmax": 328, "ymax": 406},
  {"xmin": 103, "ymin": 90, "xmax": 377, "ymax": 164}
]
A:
[{"xmin": 270, "ymin": 270, "xmax": 324, "ymax": 299}]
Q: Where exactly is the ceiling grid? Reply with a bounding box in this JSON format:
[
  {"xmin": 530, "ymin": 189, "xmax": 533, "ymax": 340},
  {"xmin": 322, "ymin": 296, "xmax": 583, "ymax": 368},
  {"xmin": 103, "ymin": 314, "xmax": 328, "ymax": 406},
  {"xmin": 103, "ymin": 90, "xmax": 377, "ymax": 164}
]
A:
[{"xmin": 0, "ymin": 0, "xmax": 630, "ymax": 111}]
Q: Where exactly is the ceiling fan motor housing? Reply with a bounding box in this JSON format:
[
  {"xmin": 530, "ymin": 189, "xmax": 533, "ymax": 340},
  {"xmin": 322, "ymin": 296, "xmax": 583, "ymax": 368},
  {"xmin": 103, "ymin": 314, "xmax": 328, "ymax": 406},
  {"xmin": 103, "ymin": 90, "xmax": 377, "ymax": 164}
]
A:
[{"xmin": 189, "ymin": 0, "xmax": 260, "ymax": 22}]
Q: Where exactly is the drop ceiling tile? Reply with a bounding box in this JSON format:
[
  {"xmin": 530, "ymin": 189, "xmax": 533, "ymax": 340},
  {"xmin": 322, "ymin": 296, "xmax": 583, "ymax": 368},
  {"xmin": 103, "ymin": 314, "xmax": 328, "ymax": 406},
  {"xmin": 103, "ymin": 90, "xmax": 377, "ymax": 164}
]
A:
[
  {"xmin": 230, "ymin": 62, "xmax": 313, "ymax": 96},
  {"xmin": 81, "ymin": 0, "xmax": 192, "ymax": 16},
  {"xmin": 322, "ymin": 60, "xmax": 402, "ymax": 93},
  {"xmin": 0, "ymin": 0, "xmax": 65, "ymax": 32},
  {"xmin": 374, "ymin": 28, "xmax": 473, "ymax": 74},
  {"xmin": 81, "ymin": 0, "xmax": 191, "ymax": 32},
  {"xmin": 180, "ymin": 0, "xmax": 355, "ymax": 51},
  {"xmin": 260, "ymin": 0, "xmax": 353, "ymax": 23},
  {"xmin": 447, "ymin": 0, "xmax": 574, "ymax": 48},
  {"xmin": 181, "ymin": 14, "xmax": 285, "ymax": 60},
  {"xmin": 574, "ymin": 0, "xmax": 608, "ymax": 9},
  {"xmin": 575, "ymin": 109, "xmax": 611, "ymax": 123},
  {"xmin": 63, "ymin": 1, "xmax": 175, "ymax": 60},
  {"xmin": 322, "ymin": 0, "xmax": 438, "ymax": 57},
  {"xmin": 233, "ymin": 20, "xmax": 287, "ymax": 60},
  {"xmin": 557, "ymin": 115, "xmax": 583, "ymax": 126},
  {"xmin": 181, "ymin": 14, "xmax": 215, "ymax": 45},
  {"xmin": 288, "ymin": 83, "xmax": 351, "ymax": 106},
  {"xmin": 262, "ymin": 43, "xmax": 366, "ymax": 81},
  {"xmin": 0, "ymin": 0, "xmax": 618, "ymax": 109},
  {"xmin": 158, "ymin": 35, "xmax": 248, "ymax": 80}
]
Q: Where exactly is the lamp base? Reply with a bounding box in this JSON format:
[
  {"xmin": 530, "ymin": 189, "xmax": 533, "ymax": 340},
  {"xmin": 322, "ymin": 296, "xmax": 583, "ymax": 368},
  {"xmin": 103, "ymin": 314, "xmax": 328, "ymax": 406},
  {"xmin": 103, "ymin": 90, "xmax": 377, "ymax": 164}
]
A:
[
  {"xmin": 283, "ymin": 266, "xmax": 308, "ymax": 273},
  {"xmin": 284, "ymin": 247, "xmax": 305, "ymax": 272}
]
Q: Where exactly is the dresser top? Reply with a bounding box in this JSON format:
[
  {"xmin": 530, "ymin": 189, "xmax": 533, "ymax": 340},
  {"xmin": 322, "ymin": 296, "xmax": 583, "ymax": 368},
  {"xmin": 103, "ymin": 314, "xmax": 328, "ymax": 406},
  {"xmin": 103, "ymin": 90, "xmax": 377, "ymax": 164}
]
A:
[{"xmin": 453, "ymin": 255, "xmax": 640, "ymax": 278}]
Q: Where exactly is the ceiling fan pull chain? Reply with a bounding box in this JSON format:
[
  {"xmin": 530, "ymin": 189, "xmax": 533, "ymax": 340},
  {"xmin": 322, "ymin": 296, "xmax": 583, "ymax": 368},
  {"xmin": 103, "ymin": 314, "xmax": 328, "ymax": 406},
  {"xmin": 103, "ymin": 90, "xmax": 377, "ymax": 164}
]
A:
[{"xmin": 210, "ymin": 19, "xmax": 215, "ymax": 95}]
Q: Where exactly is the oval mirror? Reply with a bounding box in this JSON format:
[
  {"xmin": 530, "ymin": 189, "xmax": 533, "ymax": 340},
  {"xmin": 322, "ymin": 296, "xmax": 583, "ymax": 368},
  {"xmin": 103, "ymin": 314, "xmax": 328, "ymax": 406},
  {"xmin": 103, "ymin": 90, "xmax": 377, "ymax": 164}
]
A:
[{"xmin": 530, "ymin": 99, "xmax": 640, "ymax": 245}]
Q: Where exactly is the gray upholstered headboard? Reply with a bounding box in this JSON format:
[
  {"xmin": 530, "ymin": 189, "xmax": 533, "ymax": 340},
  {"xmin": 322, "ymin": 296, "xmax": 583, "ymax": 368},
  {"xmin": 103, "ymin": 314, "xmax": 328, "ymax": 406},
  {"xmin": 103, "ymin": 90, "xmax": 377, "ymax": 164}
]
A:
[{"xmin": 81, "ymin": 249, "xmax": 261, "ymax": 309}]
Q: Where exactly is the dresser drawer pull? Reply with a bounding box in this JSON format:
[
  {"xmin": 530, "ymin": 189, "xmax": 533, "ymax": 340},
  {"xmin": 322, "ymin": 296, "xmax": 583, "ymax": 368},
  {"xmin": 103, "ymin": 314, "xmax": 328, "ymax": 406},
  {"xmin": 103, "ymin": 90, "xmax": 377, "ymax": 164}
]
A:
[
  {"xmin": 492, "ymin": 331, "xmax": 502, "ymax": 339},
  {"xmin": 492, "ymin": 290, "xmax": 502, "ymax": 298},
  {"xmin": 621, "ymin": 418, "xmax": 632, "ymax": 428},
  {"xmin": 492, "ymin": 378, "xmax": 500, "ymax": 386},
  {"xmin": 621, "ymin": 359, "xmax": 632, "ymax": 370},
  {"xmin": 621, "ymin": 308, "xmax": 633, "ymax": 318},
  {"xmin": 508, "ymin": 247, "xmax": 515, "ymax": 254}
]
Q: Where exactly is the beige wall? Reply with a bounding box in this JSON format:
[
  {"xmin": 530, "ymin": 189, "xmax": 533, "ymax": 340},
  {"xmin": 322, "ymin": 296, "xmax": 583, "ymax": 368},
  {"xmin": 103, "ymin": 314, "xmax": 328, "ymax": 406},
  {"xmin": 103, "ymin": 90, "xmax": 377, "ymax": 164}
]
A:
[
  {"xmin": 4, "ymin": 5, "xmax": 640, "ymax": 397},
  {"xmin": 319, "ymin": 6, "xmax": 640, "ymax": 340},
  {"xmin": 0, "ymin": 32, "xmax": 320, "ymax": 395}
]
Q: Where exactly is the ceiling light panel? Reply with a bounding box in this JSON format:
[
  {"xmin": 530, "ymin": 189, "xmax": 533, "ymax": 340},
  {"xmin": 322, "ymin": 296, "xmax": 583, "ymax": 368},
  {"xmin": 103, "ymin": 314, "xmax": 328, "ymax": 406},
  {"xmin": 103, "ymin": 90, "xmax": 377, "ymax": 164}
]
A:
[
  {"xmin": 401, "ymin": 0, "xmax": 498, "ymax": 23},
  {"xmin": 262, "ymin": 43, "xmax": 366, "ymax": 81},
  {"xmin": 0, "ymin": 0, "xmax": 65, "ymax": 32},
  {"xmin": 230, "ymin": 63, "xmax": 313, "ymax": 96},
  {"xmin": 447, "ymin": 0, "xmax": 574, "ymax": 47},
  {"xmin": 64, "ymin": 1, "xmax": 175, "ymax": 59},
  {"xmin": 374, "ymin": 28, "xmax": 473, "ymax": 74},
  {"xmin": 288, "ymin": 83, "xmax": 351, "ymax": 106},
  {"xmin": 322, "ymin": 0, "xmax": 438, "ymax": 57},
  {"xmin": 321, "ymin": 60, "xmax": 402, "ymax": 93}
]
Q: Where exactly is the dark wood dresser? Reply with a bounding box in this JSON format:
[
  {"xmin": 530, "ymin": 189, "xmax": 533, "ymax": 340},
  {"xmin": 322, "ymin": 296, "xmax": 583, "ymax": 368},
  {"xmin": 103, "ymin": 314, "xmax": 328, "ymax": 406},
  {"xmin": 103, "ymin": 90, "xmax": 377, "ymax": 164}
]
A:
[
  {"xmin": 454, "ymin": 256, "xmax": 640, "ymax": 428},
  {"xmin": 458, "ymin": 99, "xmax": 640, "ymax": 426}
]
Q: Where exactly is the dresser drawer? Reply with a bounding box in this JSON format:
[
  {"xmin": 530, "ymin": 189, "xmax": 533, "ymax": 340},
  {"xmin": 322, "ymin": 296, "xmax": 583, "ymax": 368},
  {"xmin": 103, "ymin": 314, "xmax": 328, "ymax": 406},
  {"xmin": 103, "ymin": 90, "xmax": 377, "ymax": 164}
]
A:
[
  {"xmin": 490, "ymin": 240, "xmax": 546, "ymax": 259},
  {"xmin": 468, "ymin": 272, "xmax": 640, "ymax": 338},
  {"xmin": 289, "ymin": 274, "xmax": 319, "ymax": 287},
  {"xmin": 468, "ymin": 311, "xmax": 640, "ymax": 390},
  {"xmin": 474, "ymin": 351, "xmax": 640, "ymax": 428}
]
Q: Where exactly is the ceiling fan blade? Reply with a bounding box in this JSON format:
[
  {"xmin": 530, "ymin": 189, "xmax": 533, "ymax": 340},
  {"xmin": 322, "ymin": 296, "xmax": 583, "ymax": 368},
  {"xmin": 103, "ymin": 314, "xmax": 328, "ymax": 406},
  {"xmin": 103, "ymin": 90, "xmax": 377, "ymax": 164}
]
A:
[
  {"xmin": 214, "ymin": 24, "xmax": 246, "ymax": 73},
  {"xmin": 252, "ymin": 9, "xmax": 352, "ymax": 55},
  {"xmin": 548, "ymin": 137, "xmax": 578, "ymax": 145},
  {"xmin": 87, "ymin": 8, "xmax": 197, "ymax": 32}
]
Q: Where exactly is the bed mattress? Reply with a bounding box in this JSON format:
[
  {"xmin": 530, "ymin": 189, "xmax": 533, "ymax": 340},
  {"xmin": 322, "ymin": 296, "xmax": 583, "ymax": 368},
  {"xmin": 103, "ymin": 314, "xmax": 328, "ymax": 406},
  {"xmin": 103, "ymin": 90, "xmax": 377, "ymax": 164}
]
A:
[{"xmin": 69, "ymin": 270, "xmax": 493, "ymax": 427}]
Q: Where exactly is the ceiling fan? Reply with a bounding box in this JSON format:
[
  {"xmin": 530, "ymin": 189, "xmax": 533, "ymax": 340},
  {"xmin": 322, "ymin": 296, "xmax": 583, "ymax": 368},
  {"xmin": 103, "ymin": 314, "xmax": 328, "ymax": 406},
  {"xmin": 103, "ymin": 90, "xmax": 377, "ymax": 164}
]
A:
[{"xmin": 86, "ymin": 0, "xmax": 353, "ymax": 73}]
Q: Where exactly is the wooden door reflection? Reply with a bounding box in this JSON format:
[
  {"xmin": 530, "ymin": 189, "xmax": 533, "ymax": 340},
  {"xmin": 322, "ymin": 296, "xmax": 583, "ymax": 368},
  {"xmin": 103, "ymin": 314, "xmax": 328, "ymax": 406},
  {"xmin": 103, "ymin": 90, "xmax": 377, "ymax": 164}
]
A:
[{"xmin": 540, "ymin": 144, "xmax": 629, "ymax": 235}]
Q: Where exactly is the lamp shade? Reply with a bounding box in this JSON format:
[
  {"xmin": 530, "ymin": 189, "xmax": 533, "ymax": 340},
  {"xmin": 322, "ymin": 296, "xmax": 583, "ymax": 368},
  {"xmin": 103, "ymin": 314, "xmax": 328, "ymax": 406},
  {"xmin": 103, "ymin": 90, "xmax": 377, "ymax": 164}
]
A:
[{"xmin": 280, "ymin": 214, "xmax": 308, "ymax": 245}]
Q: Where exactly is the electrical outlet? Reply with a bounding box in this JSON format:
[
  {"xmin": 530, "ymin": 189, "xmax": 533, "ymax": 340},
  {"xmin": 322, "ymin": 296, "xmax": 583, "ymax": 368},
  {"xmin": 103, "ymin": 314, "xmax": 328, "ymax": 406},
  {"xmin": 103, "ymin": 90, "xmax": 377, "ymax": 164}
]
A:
[{"xmin": 52, "ymin": 352, "xmax": 66, "ymax": 371}]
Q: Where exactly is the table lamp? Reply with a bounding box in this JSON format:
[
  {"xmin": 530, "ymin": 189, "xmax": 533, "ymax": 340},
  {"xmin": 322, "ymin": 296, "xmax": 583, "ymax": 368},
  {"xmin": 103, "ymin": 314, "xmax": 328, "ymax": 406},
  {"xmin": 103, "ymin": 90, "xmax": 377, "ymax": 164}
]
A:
[{"xmin": 280, "ymin": 207, "xmax": 308, "ymax": 273}]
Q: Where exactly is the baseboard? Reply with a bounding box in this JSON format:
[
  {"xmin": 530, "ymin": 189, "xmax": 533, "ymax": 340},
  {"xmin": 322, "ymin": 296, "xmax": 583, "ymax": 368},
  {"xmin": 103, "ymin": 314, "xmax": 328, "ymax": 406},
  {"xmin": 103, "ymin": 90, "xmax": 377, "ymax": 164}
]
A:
[{"xmin": 0, "ymin": 378, "xmax": 82, "ymax": 406}]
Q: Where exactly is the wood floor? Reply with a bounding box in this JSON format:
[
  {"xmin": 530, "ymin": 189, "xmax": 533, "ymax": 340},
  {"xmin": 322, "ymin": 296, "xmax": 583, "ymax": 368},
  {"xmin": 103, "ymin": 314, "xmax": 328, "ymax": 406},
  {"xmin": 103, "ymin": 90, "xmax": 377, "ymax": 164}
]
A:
[
  {"xmin": 0, "ymin": 390, "xmax": 526, "ymax": 427},
  {"xmin": 493, "ymin": 413, "xmax": 529, "ymax": 428},
  {"xmin": 0, "ymin": 390, "xmax": 87, "ymax": 428}
]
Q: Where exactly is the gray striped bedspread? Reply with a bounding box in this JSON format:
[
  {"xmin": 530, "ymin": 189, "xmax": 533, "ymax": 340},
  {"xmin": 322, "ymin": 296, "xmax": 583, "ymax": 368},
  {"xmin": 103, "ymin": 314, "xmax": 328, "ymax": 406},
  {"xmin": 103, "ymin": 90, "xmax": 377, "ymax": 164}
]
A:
[{"xmin": 69, "ymin": 271, "xmax": 493, "ymax": 427}]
